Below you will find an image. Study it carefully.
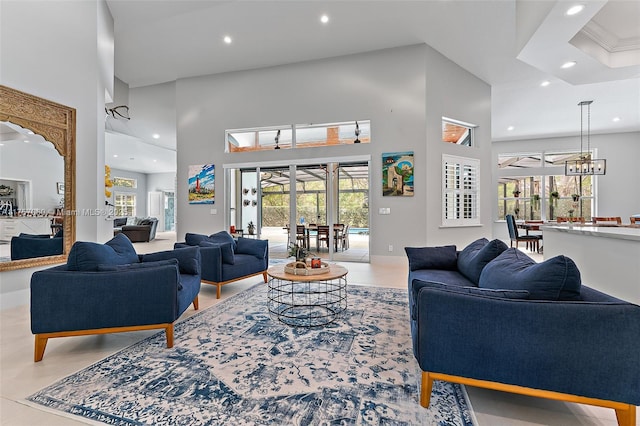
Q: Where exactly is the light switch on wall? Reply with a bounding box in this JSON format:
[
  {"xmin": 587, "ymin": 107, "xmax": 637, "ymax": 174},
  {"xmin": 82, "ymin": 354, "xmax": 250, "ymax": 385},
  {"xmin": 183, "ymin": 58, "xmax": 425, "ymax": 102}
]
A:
[{"xmin": 210, "ymin": 208, "xmax": 217, "ymax": 215}]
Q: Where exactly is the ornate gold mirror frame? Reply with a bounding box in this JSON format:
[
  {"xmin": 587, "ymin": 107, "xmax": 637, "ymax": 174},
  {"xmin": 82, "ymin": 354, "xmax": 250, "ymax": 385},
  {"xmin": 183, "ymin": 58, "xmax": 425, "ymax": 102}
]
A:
[{"xmin": 0, "ymin": 85, "xmax": 76, "ymax": 271}]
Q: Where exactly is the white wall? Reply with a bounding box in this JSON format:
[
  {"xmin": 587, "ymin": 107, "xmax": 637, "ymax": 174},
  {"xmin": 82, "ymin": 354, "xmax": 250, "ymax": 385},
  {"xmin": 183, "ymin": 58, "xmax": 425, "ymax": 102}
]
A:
[
  {"xmin": 175, "ymin": 44, "xmax": 492, "ymax": 258},
  {"xmin": 0, "ymin": 0, "xmax": 113, "ymax": 307},
  {"xmin": 491, "ymin": 131, "xmax": 640, "ymax": 241},
  {"xmin": 147, "ymin": 173, "xmax": 176, "ymax": 193}
]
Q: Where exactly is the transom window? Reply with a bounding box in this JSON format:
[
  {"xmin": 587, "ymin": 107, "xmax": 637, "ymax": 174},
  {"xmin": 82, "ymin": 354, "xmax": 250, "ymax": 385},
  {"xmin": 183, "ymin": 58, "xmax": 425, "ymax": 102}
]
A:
[
  {"xmin": 112, "ymin": 177, "xmax": 137, "ymax": 188},
  {"xmin": 226, "ymin": 120, "xmax": 370, "ymax": 153},
  {"xmin": 442, "ymin": 118, "xmax": 475, "ymax": 147}
]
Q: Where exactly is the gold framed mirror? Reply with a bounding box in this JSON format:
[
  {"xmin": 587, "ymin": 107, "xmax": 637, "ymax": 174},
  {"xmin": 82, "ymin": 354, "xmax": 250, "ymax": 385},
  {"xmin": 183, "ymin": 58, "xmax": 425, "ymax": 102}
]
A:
[{"xmin": 0, "ymin": 85, "xmax": 76, "ymax": 271}]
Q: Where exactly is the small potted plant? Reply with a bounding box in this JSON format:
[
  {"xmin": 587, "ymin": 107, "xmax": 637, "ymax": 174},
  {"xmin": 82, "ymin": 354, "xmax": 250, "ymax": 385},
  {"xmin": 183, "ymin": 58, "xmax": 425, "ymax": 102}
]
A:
[
  {"xmin": 288, "ymin": 243, "xmax": 311, "ymax": 263},
  {"xmin": 531, "ymin": 194, "xmax": 540, "ymax": 210},
  {"xmin": 247, "ymin": 221, "xmax": 256, "ymax": 235},
  {"xmin": 512, "ymin": 189, "xmax": 521, "ymax": 198},
  {"xmin": 571, "ymin": 193, "xmax": 580, "ymax": 202},
  {"xmin": 549, "ymin": 191, "xmax": 559, "ymax": 207}
]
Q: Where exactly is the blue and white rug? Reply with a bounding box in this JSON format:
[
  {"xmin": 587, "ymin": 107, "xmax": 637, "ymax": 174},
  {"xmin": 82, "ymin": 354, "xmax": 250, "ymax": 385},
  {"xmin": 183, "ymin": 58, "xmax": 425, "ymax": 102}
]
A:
[{"xmin": 27, "ymin": 283, "xmax": 476, "ymax": 425}]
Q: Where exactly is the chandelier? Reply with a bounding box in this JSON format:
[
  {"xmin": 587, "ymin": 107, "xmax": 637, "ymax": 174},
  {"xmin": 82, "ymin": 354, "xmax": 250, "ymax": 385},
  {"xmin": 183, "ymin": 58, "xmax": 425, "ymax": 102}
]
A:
[{"xmin": 565, "ymin": 100, "xmax": 606, "ymax": 176}]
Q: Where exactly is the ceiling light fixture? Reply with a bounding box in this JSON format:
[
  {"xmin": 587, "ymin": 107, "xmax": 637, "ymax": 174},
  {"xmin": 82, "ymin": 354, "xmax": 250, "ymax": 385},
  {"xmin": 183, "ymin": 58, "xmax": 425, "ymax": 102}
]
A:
[
  {"xmin": 565, "ymin": 100, "xmax": 606, "ymax": 176},
  {"xmin": 566, "ymin": 5, "xmax": 585, "ymax": 16},
  {"xmin": 561, "ymin": 61, "xmax": 577, "ymax": 69},
  {"xmin": 152, "ymin": 133, "xmax": 160, "ymax": 139},
  {"xmin": 320, "ymin": 14, "xmax": 329, "ymax": 24},
  {"xmin": 507, "ymin": 126, "xmax": 515, "ymax": 131},
  {"xmin": 113, "ymin": 154, "xmax": 118, "ymax": 158},
  {"xmin": 613, "ymin": 117, "xmax": 620, "ymax": 122},
  {"xmin": 274, "ymin": 129, "xmax": 281, "ymax": 150},
  {"xmin": 223, "ymin": 35, "xmax": 232, "ymax": 44},
  {"xmin": 540, "ymin": 80, "xmax": 550, "ymax": 87}
]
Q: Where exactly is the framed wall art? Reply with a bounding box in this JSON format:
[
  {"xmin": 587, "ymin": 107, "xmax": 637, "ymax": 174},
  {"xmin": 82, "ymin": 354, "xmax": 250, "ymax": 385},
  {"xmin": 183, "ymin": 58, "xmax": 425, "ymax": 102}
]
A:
[
  {"xmin": 188, "ymin": 164, "xmax": 215, "ymax": 204},
  {"xmin": 382, "ymin": 152, "xmax": 414, "ymax": 196}
]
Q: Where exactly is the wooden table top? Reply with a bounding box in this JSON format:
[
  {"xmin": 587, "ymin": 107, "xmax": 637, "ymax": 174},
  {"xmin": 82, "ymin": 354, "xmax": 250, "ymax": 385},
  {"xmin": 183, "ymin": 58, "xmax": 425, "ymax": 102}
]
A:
[{"xmin": 267, "ymin": 263, "xmax": 348, "ymax": 282}]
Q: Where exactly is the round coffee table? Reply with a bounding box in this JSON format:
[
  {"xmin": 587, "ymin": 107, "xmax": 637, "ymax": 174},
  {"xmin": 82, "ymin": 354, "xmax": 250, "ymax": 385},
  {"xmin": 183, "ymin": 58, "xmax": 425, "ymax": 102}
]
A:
[{"xmin": 267, "ymin": 264, "xmax": 348, "ymax": 327}]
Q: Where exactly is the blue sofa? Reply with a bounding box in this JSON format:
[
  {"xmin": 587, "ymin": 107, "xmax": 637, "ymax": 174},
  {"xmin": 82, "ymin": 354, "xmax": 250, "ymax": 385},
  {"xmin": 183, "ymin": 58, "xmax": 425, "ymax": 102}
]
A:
[
  {"xmin": 175, "ymin": 231, "xmax": 268, "ymax": 299},
  {"xmin": 31, "ymin": 233, "xmax": 201, "ymax": 362},
  {"xmin": 11, "ymin": 231, "xmax": 63, "ymax": 260},
  {"xmin": 405, "ymin": 238, "xmax": 640, "ymax": 426}
]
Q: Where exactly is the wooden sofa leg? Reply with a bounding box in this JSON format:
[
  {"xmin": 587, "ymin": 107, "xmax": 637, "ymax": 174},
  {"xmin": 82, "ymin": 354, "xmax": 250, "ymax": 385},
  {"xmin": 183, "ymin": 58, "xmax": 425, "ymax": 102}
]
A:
[
  {"xmin": 615, "ymin": 404, "xmax": 636, "ymax": 426},
  {"xmin": 34, "ymin": 335, "xmax": 48, "ymax": 362},
  {"xmin": 192, "ymin": 295, "xmax": 199, "ymax": 310},
  {"xmin": 216, "ymin": 284, "xmax": 221, "ymax": 299},
  {"xmin": 165, "ymin": 324, "xmax": 174, "ymax": 348},
  {"xmin": 262, "ymin": 271, "xmax": 268, "ymax": 283},
  {"xmin": 420, "ymin": 371, "xmax": 434, "ymax": 408}
]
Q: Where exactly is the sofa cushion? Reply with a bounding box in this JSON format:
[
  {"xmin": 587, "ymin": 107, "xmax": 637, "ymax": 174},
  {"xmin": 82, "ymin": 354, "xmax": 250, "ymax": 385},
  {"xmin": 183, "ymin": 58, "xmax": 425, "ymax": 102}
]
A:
[
  {"xmin": 416, "ymin": 279, "xmax": 530, "ymax": 300},
  {"xmin": 141, "ymin": 246, "xmax": 200, "ymax": 276},
  {"xmin": 479, "ymin": 248, "xmax": 582, "ymax": 301},
  {"xmin": 199, "ymin": 240, "xmax": 235, "ymax": 265},
  {"xmin": 405, "ymin": 245, "xmax": 457, "ymax": 271},
  {"xmin": 235, "ymin": 237, "xmax": 266, "ymax": 258},
  {"xmin": 457, "ymin": 238, "xmax": 508, "ymax": 285},
  {"xmin": 209, "ymin": 231, "xmax": 236, "ymax": 249},
  {"xmin": 185, "ymin": 232, "xmax": 208, "ymax": 246},
  {"xmin": 18, "ymin": 233, "xmax": 50, "ymax": 238},
  {"xmin": 67, "ymin": 233, "xmax": 139, "ymax": 271}
]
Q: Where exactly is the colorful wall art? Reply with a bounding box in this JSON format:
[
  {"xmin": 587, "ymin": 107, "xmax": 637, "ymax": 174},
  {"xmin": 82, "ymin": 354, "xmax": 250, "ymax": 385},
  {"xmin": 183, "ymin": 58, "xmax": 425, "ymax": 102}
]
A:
[
  {"xmin": 382, "ymin": 152, "xmax": 414, "ymax": 196},
  {"xmin": 188, "ymin": 164, "xmax": 215, "ymax": 204}
]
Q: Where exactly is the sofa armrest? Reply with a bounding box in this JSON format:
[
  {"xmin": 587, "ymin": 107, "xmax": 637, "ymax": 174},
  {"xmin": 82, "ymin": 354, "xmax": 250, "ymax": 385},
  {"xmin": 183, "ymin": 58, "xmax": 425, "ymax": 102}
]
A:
[
  {"xmin": 416, "ymin": 287, "xmax": 640, "ymax": 405},
  {"xmin": 192, "ymin": 245, "xmax": 223, "ymax": 282},
  {"xmin": 31, "ymin": 265, "xmax": 181, "ymax": 334}
]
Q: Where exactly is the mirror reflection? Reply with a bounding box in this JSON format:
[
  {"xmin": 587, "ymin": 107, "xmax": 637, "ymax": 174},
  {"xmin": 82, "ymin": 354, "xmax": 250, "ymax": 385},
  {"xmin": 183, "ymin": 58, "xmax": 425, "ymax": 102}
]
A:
[
  {"xmin": 0, "ymin": 122, "xmax": 65, "ymax": 261},
  {"xmin": 0, "ymin": 85, "xmax": 76, "ymax": 271}
]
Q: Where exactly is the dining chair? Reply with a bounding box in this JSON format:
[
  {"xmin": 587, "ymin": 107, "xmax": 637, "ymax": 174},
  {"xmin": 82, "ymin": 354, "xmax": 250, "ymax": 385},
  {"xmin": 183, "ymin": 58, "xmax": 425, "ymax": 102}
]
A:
[
  {"xmin": 316, "ymin": 225, "xmax": 330, "ymax": 251},
  {"xmin": 334, "ymin": 224, "xmax": 345, "ymax": 251},
  {"xmin": 556, "ymin": 216, "xmax": 586, "ymax": 224},
  {"xmin": 592, "ymin": 216, "xmax": 622, "ymax": 225},
  {"xmin": 341, "ymin": 224, "xmax": 350, "ymax": 251},
  {"xmin": 296, "ymin": 225, "xmax": 308, "ymax": 248},
  {"xmin": 506, "ymin": 214, "xmax": 541, "ymax": 252}
]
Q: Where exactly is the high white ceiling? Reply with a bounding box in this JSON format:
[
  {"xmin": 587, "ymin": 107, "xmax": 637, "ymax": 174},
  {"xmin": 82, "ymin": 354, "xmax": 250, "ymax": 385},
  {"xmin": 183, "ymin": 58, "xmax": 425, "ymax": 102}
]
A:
[{"xmin": 105, "ymin": 0, "xmax": 640, "ymax": 173}]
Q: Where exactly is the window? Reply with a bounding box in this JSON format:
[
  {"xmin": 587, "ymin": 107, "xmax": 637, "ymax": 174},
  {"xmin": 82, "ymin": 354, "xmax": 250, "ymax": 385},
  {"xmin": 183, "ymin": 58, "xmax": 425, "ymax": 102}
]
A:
[
  {"xmin": 113, "ymin": 177, "xmax": 137, "ymax": 188},
  {"xmin": 114, "ymin": 193, "xmax": 136, "ymax": 217},
  {"xmin": 226, "ymin": 120, "xmax": 370, "ymax": 153},
  {"xmin": 442, "ymin": 155, "xmax": 480, "ymax": 226},
  {"xmin": 442, "ymin": 118, "xmax": 475, "ymax": 147},
  {"xmin": 496, "ymin": 151, "xmax": 595, "ymax": 221}
]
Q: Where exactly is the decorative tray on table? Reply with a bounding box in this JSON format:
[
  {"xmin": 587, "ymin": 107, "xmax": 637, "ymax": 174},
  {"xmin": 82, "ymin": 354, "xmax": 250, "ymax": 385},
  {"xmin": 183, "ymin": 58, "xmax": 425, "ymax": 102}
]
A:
[{"xmin": 284, "ymin": 261, "xmax": 330, "ymax": 276}]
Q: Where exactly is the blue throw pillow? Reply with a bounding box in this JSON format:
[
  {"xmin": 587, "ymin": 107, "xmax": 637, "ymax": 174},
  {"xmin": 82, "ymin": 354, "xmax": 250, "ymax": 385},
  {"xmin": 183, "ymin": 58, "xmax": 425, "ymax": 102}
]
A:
[
  {"xmin": 479, "ymin": 248, "xmax": 582, "ymax": 301},
  {"xmin": 199, "ymin": 241, "xmax": 235, "ymax": 265},
  {"xmin": 404, "ymin": 246, "xmax": 457, "ymax": 271},
  {"xmin": 457, "ymin": 238, "xmax": 508, "ymax": 285},
  {"xmin": 185, "ymin": 233, "xmax": 208, "ymax": 246},
  {"xmin": 67, "ymin": 233, "xmax": 139, "ymax": 271},
  {"xmin": 208, "ymin": 231, "xmax": 237, "ymax": 249},
  {"xmin": 141, "ymin": 246, "xmax": 200, "ymax": 275},
  {"xmin": 97, "ymin": 259, "xmax": 182, "ymax": 289}
]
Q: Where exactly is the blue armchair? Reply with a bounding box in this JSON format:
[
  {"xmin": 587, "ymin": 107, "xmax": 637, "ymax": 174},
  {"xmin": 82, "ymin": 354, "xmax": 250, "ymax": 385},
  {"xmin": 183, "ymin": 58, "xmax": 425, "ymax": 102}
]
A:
[
  {"xmin": 11, "ymin": 231, "xmax": 63, "ymax": 260},
  {"xmin": 31, "ymin": 234, "xmax": 201, "ymax": 362},
  {"xmin": 406, "ymin": 239, "xmax": 640, "ymax": 426},
  {"xmin": 175, "ymin": 231, "xmax": 268, "ymax": 298}
]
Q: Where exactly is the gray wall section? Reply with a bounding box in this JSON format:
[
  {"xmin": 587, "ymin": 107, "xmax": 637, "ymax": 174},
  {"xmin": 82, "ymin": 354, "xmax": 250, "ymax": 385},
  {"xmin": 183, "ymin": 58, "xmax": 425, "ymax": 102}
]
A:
[{"xmin": 175, "ymin": 44, "xmax": 492, "ymax": 257}]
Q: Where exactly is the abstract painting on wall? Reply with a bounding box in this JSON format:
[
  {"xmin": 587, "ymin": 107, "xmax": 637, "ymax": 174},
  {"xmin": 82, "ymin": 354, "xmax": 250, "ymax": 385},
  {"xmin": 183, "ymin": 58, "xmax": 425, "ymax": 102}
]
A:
[
  {"xmin": 382, "ymin": 152, "xmax": 414, "ymax": 196},
  {"xmin": 188, "ymin": 164, "xmax": 215, "ymax": 204}
]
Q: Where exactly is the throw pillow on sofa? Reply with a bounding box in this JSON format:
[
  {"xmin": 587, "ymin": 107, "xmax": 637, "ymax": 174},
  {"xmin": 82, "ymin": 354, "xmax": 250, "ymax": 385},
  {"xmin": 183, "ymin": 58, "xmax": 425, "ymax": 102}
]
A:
[
  {"xmin": 141, "ymin": 246, "xmax": 200, "ymax": 275},
  {"xmin": 479, "ymin": 248, "xmax": 582, "ymax": 301},
  {"xmin": 457, "ymin": 238, "xmax": 508, "ymax": 285},
  {"xmin": 185, "ymin": 232, "xmax": 208, "ymax": 246},
  {"xmin": 209, "ymin": 231, "xmax": 237, "ymax": 249},
  {"xmin": 404, "ymin": 245, "xmax": 457, "ymax": 271},
  {"xmin": 199, "ymin": 241, "xmax": 235, "ymax": 265},
  {"xmin": 67, "ymin": 233, "xmax": 139, "ymax": 271}
]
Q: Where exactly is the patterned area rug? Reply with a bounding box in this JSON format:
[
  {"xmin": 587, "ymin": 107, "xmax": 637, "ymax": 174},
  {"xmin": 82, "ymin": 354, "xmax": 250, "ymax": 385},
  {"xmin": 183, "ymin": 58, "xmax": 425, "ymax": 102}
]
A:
[{"xmin": 27, "ymin": 283, "xmax": 476, "ymax": 425}]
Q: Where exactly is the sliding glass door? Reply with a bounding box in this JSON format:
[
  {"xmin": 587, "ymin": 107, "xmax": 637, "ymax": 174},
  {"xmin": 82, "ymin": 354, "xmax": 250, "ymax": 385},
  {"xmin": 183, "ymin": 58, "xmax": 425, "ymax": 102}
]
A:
[{"xmin": 227, "ymin": 160, "xmax": 369, "ymax": 263}]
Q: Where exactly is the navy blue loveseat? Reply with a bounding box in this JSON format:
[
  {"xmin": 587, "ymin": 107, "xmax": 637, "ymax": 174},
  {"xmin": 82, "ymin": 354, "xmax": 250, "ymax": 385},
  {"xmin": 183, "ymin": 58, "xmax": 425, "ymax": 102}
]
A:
[
  {"xmin": 175, "ymin": 231, "xmax": 268, "ymax": 299},
  {"xmin": 405, "ymin": 238, "xmax": 640, "ymax": 425},
  {"xmin": 31, "ymin": 233, "xmax": 201, "ymax": 362}
]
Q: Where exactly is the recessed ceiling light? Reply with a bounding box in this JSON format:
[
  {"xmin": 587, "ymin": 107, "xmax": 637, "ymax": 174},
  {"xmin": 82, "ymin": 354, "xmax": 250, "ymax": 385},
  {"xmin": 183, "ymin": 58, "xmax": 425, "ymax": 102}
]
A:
[
  {"xmin": 540, "ymin": 80, "xmax": 550, "ymax": 87},
  {"xmin": 561, "ymin": 61, "xmax": 577, "ymax": 69},
  {"xmin": 23, "ymin": 140, "xmax": 29, "ymax": 143},
  {"xmin": 113, "ymin": 154, "xmax": 118, "ymax": 158},
  {"xmin": 507, "ymin": 126, "xmax": 515, "ymax": 131},
  {"xmin": 613, "ymin": 117, "xmax": 621, "ymax": 122},
  {"xmin": 152, "ymin": 133, "xmax": 160, "ymax": 139},
  {"xmin": 27, "ymin": 130, "xmax": 34, "ymax": 135},
  {"xmin": 153, "ymin": 159, "xmax": 157, "ymax": 162},
  {"xmin": 566, "ymin": 5, "xmax": 584, "ymax": 16},
  {"xmin": 0, "ymin": 143, "xmax": 4, "ymax": 146},
  {"xmin": 223, "ymin": 35, "xmax": 232, "ymax": 44},
  {"xmin": 320, "ymin": 14, "xmax": 329, "ymax": 24}
]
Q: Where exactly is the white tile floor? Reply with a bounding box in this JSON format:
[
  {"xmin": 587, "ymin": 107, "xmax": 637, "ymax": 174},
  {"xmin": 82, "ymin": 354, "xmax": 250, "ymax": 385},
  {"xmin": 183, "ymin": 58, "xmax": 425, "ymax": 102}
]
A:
[{"xmin": 0, "ymin": 234, "xmax": 632, "ymax": 425}]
